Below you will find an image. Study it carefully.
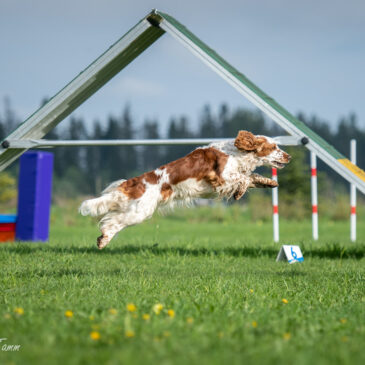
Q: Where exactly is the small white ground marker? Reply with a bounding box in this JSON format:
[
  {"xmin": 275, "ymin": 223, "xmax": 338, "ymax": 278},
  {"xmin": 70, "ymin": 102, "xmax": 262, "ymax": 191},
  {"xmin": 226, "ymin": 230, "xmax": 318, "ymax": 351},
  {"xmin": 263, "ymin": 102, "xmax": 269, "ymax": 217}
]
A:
[{"xmin": 276, "ymin": 245, "xmax": 304, "ymax": 264}]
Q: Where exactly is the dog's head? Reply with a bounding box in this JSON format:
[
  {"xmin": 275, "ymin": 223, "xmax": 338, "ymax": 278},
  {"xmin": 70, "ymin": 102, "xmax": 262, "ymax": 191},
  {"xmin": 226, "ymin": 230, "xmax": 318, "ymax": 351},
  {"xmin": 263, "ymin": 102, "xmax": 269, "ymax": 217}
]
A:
[{"xmin": 234, "ymin": 130, "xmax": 291, "ymax": 168}]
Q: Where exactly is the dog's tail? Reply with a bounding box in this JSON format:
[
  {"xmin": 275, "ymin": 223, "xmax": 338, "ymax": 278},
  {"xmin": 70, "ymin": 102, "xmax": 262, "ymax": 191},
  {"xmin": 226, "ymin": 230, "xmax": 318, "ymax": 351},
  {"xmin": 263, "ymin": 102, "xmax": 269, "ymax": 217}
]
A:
[
  {"xmin": 79, "ymin": 195, "xmax": 114, "ymax": 217},
  {"xmin": 79, "ymin": 179, "xmax": 126, "ymax": 217}
]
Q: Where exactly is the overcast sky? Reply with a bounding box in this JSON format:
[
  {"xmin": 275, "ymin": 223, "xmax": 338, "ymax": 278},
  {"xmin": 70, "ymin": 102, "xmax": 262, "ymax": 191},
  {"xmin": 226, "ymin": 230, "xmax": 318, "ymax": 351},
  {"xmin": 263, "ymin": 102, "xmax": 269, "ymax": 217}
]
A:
[{"xmin": 1, "ymin": 0, "xmax": 364, "ymax": 134}]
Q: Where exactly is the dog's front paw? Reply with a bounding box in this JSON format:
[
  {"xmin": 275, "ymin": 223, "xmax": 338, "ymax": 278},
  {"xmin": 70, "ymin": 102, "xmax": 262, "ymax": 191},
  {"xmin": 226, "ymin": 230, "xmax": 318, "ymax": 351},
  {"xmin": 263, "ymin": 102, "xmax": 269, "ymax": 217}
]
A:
[
  {"xmin": 257, "ymin": 179, "xmax": 278, "ymax": 188},
  {"xmin": 233, "ymin": 191, "xmax": 242, "ymax": 200},
  {"xmin": 233, "ymin": 187, "xmax": 246, "ymax": 200},
  {"xmin": 249, "ymin": 174, "xmax": 278, "ymax": 188}
]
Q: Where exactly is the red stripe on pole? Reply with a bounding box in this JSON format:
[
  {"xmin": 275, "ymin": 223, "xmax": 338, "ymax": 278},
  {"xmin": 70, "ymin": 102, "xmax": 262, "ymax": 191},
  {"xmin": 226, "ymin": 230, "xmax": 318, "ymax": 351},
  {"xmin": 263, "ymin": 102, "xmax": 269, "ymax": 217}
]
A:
[
  {"xmin": 272, "ymin": 168, "xmax": 277, "ymax": 177},
  {"xmin": 273, "ymin": 206, "xmax": 279, "ymax": 214},
  {"xmin": 351, "ymin": 206, "xmax": 356, "ymax": 214},
  {"xmin": 312, "ymin": 205, "xmax": 318, "ymax": 213},
  {"xmin": 311, "ymin": 168, "xmax": 317, "ymax": 177}
]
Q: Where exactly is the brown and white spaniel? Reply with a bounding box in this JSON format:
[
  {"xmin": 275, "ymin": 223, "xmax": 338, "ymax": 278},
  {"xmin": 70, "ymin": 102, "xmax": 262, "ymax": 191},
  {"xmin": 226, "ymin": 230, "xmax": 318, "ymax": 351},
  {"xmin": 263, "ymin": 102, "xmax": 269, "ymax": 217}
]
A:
[{"xmin": 80, "ymin": 130, "xmax": 291, "ymax": 249}]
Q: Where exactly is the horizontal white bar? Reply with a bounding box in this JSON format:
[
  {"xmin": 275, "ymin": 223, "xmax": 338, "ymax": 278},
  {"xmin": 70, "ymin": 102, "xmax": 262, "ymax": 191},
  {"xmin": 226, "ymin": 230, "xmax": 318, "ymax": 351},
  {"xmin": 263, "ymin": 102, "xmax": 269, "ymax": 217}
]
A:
[
  {"xmin": 273, "ymin": 136, "xmax": 301, "ymax": 146},
  {"xmin": 3, "ymin": 138, "xmax": 228, "ymax": 148},
  {"xmin": 2, "ymin": 136, "xmax": 300, "ymax": 149}
]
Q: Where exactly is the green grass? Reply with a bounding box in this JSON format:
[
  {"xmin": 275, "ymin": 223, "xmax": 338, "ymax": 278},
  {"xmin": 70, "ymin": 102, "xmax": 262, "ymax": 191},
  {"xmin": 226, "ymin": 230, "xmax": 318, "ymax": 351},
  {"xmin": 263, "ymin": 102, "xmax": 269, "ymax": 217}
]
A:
[{"xmin": 1, "ymin": 202, "xmax": 364, "ymax": 365}]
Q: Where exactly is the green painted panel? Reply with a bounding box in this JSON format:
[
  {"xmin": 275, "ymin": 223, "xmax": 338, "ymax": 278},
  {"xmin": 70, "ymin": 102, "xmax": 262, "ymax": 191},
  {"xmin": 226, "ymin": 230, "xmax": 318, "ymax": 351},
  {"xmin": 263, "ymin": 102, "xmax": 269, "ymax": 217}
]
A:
[{"xmin": 157, "ymin": 11, "xmax": 344, "ymax": 160}]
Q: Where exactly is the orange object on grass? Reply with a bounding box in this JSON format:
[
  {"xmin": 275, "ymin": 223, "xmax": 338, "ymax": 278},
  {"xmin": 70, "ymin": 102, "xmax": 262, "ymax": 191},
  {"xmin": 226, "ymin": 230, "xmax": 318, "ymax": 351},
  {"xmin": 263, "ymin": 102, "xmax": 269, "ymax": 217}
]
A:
[
  {"xmin": 0, "ymin": 231, "xmax": 15, "ymax": 242},
  {"xmin": 0, "ymin": 221, "xmax": 16, "ymax": 242}
]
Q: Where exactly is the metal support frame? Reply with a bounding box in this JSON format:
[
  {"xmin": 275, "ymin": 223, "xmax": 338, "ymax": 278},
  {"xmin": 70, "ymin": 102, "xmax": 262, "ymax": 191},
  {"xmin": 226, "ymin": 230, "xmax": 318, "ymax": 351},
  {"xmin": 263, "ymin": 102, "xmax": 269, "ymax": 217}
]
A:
[
  {"xmin": 0, "ymin": 14, "xmax": 164, "ymax": 170},
  {"xmin": 155, "ymin": 11, "xmax": 365, "ymax": 194},
  {"xmin": 1, "ymin": 9, "xmax": 364, "ymax": 195}
]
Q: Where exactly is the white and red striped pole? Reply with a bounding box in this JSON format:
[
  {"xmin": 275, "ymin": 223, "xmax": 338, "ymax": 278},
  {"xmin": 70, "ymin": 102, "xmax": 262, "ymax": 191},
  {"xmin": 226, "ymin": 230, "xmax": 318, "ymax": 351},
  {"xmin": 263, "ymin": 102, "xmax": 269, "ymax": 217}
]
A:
[
  {"xmin": 311, "ymin": 152, "xmax": 318, "ymax": 240},
  {"xmin": 272, "ymin": 168, "xmax": 279, "ymax": 242},
  {"xmin": 350, "ymin": 139, "xmax": 356, "ymax": 242}
]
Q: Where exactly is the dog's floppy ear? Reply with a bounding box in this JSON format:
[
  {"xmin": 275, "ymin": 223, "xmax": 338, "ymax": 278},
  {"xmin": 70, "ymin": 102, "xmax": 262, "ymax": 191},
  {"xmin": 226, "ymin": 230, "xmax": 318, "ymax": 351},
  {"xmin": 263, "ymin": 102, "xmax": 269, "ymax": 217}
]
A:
[
  {"xmin": 254, "ymin": 137, "xmax": 276, "ymax": 156},
  {"xmin": 234, "ymin": 131, "xmax": 257, "ymax": 151},
  {"xmin": 253, "ymin": 137, "xmax": 268, "ymax": 151}
]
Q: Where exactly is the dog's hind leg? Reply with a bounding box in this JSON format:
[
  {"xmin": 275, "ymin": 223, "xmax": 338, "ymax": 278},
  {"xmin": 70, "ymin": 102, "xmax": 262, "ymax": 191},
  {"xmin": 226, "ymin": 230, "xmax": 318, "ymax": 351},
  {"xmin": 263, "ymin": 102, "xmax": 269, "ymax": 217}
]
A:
[
  {"xmin": 97, "ymin": 212, "xmax": 127, "ymax": 249},
  {"xmin": 96, "ymin": 200, "xmax": 159, "ymax": 249}
]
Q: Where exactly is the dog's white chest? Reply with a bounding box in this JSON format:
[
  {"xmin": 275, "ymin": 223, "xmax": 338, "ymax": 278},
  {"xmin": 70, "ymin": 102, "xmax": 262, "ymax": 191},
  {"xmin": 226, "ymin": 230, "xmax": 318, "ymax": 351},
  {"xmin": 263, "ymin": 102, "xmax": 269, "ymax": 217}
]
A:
[{"xmin": 222, "ymin": 156, "xmax": 251, "ymax": 182}]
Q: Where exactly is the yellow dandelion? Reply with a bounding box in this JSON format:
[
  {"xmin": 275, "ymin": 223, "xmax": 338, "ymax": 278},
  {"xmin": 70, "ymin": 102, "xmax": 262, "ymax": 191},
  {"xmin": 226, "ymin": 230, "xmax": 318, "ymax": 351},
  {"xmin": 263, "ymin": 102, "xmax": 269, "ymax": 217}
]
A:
[
  {"xmin": 340, "ymin": 318, "xmax": 347, "ymax": 324},
  {"xmin": 163, "ymin": 331, "xmax": 171, "ymax": 337},
  {"xmin": 90, "ymin": 331, "xmax": 100, "ymax": 340},
  {"xmin": 218, "ymin": 332, "xmax": 224, "ymax": 338},
  {"xmin": 14, "ymin": 307, "xmax": 24, "ymax": 315},
  {"xmin": 341, "ymin": 336, "xmax": 349, "ymax": 343},
  {"xmin": 127, "ymin": 303, "xmax": 137, "ymax": 312},
  {"xmin": 282, "ymin": 298, "xmax": 289, "ymax": 304},
  {"xmin": 186, "ymin": 317, "xmax": 194, "ymax": 324},
  {"xmin": 142, "ymin": 314, "xmax": 150, "ymax": 321},
  {"xmin": 64, "ymin": 310, "xmax": 73, "ymax": 318},
  {"xmin": 125, "ymin": 330, "xmax": 135, "ymax": 338},
  {"xmin": 251, "ymin": 321, "xmax": 258, "ymax": 328},
  {"xmin": 283, "ymin": 332, "xmax": 291, "ymax": 340},
  {"xmin": 249, "ymin": 289, "xmax": 254, "ymax": 294},
  {"xmin": 109, "ymin": 308, "xmax": 117, "ymax": 315},
  {"xmin": 153, "ymin": 303, "xmax": 163, "ymax": 315},
  {"xmin": 89, "ymin": 315, "xmax": 95, "ymax": 321},
  {"xmin": 167, "ymin": 309, "xmax": 175, "ymax": 318}
]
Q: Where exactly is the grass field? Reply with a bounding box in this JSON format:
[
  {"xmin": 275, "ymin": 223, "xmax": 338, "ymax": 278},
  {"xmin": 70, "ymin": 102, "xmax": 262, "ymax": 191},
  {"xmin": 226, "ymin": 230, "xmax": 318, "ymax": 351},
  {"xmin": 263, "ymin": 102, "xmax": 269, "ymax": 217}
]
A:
[{"xmin": 1, "ymin": 202, "xmax": 364, "ymax": 365}]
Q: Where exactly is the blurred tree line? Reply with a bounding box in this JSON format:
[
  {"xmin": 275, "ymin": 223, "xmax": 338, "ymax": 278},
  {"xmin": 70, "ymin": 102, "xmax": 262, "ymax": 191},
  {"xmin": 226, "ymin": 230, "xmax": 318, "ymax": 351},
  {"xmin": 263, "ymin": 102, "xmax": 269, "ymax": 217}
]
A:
[{"xmin": 0, "ymin": 97, "xmax": 364, "ymax": 203}]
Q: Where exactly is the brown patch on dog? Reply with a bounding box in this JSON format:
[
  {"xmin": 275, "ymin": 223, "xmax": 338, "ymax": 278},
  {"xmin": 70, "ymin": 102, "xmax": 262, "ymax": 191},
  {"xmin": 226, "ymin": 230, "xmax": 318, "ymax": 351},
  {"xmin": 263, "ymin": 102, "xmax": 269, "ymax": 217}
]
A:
[
  {"xmin": 163, "ymin": 147, "xmax": 228, "ymax": 188},
  {"xmin": 119, "ymin": 176, "xmax": 146, "ymax": 199},
  {"xmin": 144, "ymin": 171, "xmax": 160, "ymax": 184},
  {"xmin": 118, "ymin": 148, "xmax": 228, "ymax": 199},
  {"xmin": 118, "ymin": 170, "xmax": 161, "ymax": 200},
  {"xmin": 161, "ymin": 183, "xmax": 173, "ymax": 200},
  {"xmin": 234, "ymin": 130, "xmax": 277, "ymax": 157}
]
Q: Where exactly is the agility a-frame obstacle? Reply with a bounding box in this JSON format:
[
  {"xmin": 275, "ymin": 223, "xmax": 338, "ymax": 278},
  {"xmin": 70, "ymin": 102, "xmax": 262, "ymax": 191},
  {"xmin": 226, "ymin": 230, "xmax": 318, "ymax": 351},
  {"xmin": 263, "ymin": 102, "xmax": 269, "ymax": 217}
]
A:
[{"xmin": 1, "ymin": 10, "xmax": 365, "ymax": 194}]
